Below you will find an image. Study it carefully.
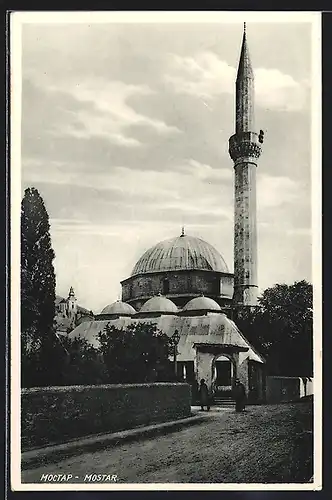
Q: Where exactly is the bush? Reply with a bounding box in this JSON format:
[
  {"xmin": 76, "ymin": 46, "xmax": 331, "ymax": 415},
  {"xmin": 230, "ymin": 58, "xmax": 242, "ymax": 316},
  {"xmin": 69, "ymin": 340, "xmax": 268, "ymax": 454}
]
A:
[
  {"xmin": 98, "ymin": 322, "xmax": 174, "ymax": 383},
  {"xmin": 60, "ymin": 336, "xmax": 109, "ymax": 385},
  {"xmin": 21, "ymin": 383, "xmax": 191, "ymax": 450}
]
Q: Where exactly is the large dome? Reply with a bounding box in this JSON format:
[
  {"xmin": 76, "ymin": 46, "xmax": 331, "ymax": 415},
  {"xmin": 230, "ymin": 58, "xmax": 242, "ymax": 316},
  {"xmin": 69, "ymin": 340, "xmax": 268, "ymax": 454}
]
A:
[{"xmin": 131, "ymin": 234, "xmax": 228, "ymax": 276}]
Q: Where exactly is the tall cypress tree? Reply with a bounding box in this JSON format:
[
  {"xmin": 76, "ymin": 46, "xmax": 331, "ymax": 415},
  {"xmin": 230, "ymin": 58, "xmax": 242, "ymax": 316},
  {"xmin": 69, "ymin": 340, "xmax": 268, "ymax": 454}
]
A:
[{"xmin": 21, "ymin": 187, "xmax": 58, "ymax": 386}]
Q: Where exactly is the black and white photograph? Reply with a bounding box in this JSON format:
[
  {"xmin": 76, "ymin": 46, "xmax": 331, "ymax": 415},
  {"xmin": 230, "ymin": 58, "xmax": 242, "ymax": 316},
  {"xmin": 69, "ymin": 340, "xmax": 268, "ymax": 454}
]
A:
[{"xmin": 10, "ymin": 11, "xmax": 322, "ymax": 490}]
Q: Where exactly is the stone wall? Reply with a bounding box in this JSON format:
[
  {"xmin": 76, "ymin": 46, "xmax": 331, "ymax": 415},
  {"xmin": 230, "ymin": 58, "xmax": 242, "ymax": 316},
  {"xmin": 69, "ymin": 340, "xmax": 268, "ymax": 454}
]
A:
[
  {"xmin": 21, "ymin": 383, "xmax": 191, "ymax": 450},
  {"xmin": 266, "ymin": 377, "xmax": 312, "ymax": 403}
]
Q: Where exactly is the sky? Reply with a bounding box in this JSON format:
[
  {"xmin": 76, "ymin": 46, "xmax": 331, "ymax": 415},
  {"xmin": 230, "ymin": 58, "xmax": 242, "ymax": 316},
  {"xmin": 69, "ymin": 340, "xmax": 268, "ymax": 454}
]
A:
[{"xmin": 19, "ymin": 15, "xmax": 315, "ymax": 312}]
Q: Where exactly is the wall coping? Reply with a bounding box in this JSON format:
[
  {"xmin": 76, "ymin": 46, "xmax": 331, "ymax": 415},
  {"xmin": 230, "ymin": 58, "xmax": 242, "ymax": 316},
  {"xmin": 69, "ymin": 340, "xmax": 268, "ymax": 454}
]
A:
[
  {"xmin": 22, "ymin": 382, "xmax": 189, "ymax": 394},
  {"xmin": 267, "ymin": 376, "xmax": 312, "ymax": 381}
]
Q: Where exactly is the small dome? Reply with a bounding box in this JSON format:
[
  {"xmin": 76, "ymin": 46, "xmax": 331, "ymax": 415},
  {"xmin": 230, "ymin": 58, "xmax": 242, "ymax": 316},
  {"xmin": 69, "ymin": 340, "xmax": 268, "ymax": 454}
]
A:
[
  {"xmin": 140, "ymin": 295, "xmax": 178, "ymax": 315},
  {"xmin": 101, "ymin": 300, "xmax": 136, "ymax": 316},
  {"xmin": 131, "ymin": 234, "xmax": 228, "ymax": 276},
  {"xmin": 183, "ymin": 296, "xmax": 221, "ymax": 312}
]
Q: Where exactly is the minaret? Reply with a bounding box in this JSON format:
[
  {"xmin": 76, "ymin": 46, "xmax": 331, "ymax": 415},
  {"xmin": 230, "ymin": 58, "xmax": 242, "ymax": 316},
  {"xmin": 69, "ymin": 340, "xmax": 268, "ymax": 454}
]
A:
[{"xmin": 229, "ymin": 23, "xmax": 264, "ymax": 306}]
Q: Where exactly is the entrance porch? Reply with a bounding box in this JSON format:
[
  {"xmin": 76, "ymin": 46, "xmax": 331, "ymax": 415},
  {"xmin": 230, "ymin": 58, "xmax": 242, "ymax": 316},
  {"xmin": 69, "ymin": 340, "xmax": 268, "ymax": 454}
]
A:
[{"xmin": 193, "ymin": 343, "xmax": 249, "ymax": 401}]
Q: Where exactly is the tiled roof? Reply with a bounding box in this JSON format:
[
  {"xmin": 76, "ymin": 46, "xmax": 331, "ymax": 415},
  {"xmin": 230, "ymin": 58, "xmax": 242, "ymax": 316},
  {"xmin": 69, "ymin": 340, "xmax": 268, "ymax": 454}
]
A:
[
  {"xmin": 68, "ymin": 313, "xmax": 264, "ymax": 364},
  {"xmin": 131, "ymin": 234, "xmax": 229, "ymax": 276}
]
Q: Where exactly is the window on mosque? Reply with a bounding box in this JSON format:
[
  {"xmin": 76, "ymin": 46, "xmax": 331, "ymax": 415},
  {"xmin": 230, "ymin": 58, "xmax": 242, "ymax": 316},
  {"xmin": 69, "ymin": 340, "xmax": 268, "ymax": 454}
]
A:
[
  {"xmin": 163, "ymin": 278, "xmax": 170, "ymax": 295},
  {"xmin": 184, "ymin": 361, "xmax": 195, "ymax": 382},
  {"xmin": 176, "ymin": 361, "xmax": 195, "ymax": 382},
  {"xmin": 212, "ymin": 277, "xmax": 220, "ymax": 296}
]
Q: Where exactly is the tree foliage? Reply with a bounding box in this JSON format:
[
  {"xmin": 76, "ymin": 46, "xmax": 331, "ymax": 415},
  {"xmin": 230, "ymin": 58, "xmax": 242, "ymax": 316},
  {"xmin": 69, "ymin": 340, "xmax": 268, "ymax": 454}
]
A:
[
  {"xmin": 60, "ymin": 336, "xmax": 108, "ymax": 385},
  {"xmin": 21, "ymin": 187, "xmax": 61, "ymax": 387},
  {"xmin": 98, "ymin": 323, "xmax": 174, "ymax": 383},
  {"xmin": 235, "ymin": 280, "xmax": 313, "ymax": 377},
  {"xmin": 57, "ymin": 323, "xmax": 175, "ymax": 386}
]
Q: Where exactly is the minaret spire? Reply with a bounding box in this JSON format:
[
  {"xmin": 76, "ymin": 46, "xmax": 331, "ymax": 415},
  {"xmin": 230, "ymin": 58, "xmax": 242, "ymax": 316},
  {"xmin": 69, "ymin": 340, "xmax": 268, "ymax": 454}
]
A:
[
  {"xmin": 237, "ymin": 22, "xmax": 253, "ymax": 78},
  {"xmin": 236, "ymin": 22, "xmax": 254, "ymax": 133},
  {"xmin": 228, "ymin": 24, "xmax": 264, "ymax": 307}
]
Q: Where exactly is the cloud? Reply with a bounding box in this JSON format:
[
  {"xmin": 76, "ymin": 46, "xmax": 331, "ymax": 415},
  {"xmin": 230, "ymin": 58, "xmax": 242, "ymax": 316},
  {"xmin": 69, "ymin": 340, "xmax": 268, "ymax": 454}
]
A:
[
  {"xmin": 178, "ymin": 159, "xmax": 232, "ymax": 183},
  {"xmin": 20, "ymin": 22, "xmax": 313, "ymax": 309},
  {"xmin": 257, "ymin": 174, "xmax": 301, "ymax": 209},
  {"xmin": 50, "ymin": 78, "xmax": 182, "ymax": 139},
  {"xmin": 23, "ymin": 158, "xmax": 233, "ymax": 230},
  {"xmin": 165, "ymin": 51, "xmax": 235, "ymax": 99},
  {"xmin": 24, "ymin": 75, "xmax": 182, "ymax": 158},
  {"xmin": 50, "ymin": 218, "xmax": 125, "ymax": 237},
  {"xmin": 24, "ymin": 160, "xmax": 303, "ymax": 235},
  {"xmin": 255, "ymin": 68, "xmax": 309, "ymax": 112},
  {"xmin": 22, "ymin": 77, "xmax": 188, "ymax": 176},
  {"xmin": 165, "ymin": 51, "xmax": 309, "ymax": 111},
  {"xmin": 57, "ymin": 120, "xmax": 143, "ymax": 148}
]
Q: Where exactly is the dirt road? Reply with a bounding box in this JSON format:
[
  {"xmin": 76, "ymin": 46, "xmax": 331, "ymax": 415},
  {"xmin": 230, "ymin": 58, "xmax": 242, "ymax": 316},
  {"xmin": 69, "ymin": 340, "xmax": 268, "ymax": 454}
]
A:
[{"xmin": 22, "ymin": 401, "xmax": 313, "ymax": 484}]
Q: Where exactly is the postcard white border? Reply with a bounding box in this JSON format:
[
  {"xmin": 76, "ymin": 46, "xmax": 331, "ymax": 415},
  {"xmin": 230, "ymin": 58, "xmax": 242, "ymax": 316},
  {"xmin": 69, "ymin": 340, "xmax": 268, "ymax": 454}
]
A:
[{"xmin": 10, "ymin": 10, "xmax": 322, "ymax": 492}]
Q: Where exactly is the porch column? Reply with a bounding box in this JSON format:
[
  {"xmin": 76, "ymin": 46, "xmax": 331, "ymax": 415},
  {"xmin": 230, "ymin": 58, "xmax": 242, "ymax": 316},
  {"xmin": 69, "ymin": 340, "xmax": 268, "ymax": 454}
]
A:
[
  {"xmin": 195, "ymin": 350, "xmax": 214, "ymax": 392},
  {"xmin": 238, "ymin": 356, "xmax": 250, "ymax": 394}
]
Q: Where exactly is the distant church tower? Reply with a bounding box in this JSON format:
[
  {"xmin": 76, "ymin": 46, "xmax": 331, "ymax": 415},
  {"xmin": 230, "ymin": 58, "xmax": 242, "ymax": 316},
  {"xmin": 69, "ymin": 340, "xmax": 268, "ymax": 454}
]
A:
[
  {"xmin": 229, "ymin": 23, "xmax": 264, "ymax": 306},
  {"xmin": 67, "ymin": 286, "xmax": 77, "ymax": 323}
]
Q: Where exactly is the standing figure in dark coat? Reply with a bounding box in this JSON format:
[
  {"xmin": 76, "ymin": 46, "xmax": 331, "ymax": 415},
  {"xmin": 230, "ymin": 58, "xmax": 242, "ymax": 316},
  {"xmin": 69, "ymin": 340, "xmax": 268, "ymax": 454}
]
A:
[
  {"xmin": 199, "ymin": 379, "xmax": 210, "ymax": 411},
  {"xmin": 232, "ymin": 378, "xmax": 246, "ymax": 412}
]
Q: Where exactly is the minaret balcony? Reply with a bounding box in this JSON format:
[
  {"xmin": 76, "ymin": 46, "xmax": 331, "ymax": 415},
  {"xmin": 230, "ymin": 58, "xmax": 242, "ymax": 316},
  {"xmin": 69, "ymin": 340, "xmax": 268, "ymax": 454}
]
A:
[{"xmin": 228, "ymin": 131, "xmax": 262, "ymax": 163}]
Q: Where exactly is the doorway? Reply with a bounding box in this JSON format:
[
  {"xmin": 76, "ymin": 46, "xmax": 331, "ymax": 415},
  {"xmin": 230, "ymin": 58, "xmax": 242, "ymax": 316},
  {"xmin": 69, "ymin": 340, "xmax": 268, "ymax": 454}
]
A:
[{"xmin": 213, "ymin": 355, "xmax": 234, "ymax": 397}]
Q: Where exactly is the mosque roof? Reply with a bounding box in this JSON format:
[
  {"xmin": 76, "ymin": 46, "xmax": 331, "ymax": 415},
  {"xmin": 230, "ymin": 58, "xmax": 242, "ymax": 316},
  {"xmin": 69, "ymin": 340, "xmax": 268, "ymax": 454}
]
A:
[
  {"xmin": 76, "ymin": 314, "xmax": 94, "ymax": 326},
  {"xmin": 130, "ymin": 233, "xmax": 229, "ymax": 277},
  {"xmin": 68, "ymin": 313, "xmax": 265, "ymax": 364},
  {"xmin": 100, "ymin": 301, "xmax": 136, "ymax": 316},
  {"xmin": 139, "ymin": 295, "xmax": 178, "ymax": 315},
  {"xmin": 182, "ymin": 296, "xmax": 222, "ymax": 313}
]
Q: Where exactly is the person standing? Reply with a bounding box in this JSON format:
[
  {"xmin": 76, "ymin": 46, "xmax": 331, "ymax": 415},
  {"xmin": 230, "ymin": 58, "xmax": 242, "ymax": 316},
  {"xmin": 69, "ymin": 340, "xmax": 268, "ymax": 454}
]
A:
[
  {"xmin": 232, "ymin": 378, "xmax": 246, "ymax": 412},
  {"xmin": 199, "ymin": 379, "xmax": 210, "ymax": 411}
]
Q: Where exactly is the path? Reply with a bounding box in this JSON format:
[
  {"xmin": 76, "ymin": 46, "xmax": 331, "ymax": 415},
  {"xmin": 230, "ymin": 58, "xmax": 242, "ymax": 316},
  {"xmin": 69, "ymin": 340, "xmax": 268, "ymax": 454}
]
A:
[{"xmin": 22, "ymin": 401, "xmax": 313, "ymax": 484}]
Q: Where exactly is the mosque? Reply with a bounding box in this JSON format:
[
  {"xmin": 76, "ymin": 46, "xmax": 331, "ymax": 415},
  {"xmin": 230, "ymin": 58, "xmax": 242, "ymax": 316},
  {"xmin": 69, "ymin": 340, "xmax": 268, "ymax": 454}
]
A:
[{"xmin": 68, "ymin": 24, "xmax": 266, "ymax": 403}]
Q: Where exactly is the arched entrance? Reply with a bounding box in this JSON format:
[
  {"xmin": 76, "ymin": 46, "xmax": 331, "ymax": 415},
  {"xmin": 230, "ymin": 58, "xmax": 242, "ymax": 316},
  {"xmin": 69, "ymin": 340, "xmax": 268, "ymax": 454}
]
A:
[
  {"xmin": 193, "ymin": 342, "xmax": 249, "ymax": 396},
  {"xmin": 212, "ymin": 354, "xmax": 235, "ymax": 398}
]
